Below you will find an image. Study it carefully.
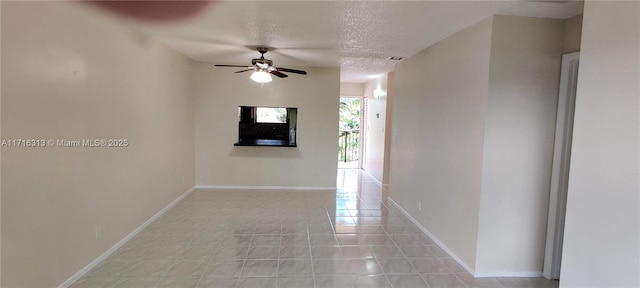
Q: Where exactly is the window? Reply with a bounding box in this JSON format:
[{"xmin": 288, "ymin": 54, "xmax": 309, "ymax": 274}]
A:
[{"xmin": 256, "ymin": 107, "xmax": 287, "ymax": 123}]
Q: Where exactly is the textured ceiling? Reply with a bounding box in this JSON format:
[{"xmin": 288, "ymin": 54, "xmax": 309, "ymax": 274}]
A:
[{"xmin": 131, "ymin": 1, "xmax": 583, "ymax": 83}]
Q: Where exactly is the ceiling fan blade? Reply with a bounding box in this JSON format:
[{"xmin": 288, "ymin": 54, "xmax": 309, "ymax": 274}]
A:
[
  {"xmin": 215, "ymin": 64, "xmax": 252, "ymax": 68},
  {"xmin": 235, "ymin": 69, "xmax": 253, "ymax": 74},
  {"xmin": 270, "ymin": 71, "xmax": 288, "ymax": 78},
  {"xmin": 276, "ymin": 67, "xmax": 307, "ymax": 75}
]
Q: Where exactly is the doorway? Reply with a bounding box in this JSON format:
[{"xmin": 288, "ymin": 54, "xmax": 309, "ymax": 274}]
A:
[
  {"xmin": 338, "ymin": 96, "xmax": 363, "ymax": 169},
  {"xmin": 543, "ymin": 51, "xmax": 580, "ymax": 280}
]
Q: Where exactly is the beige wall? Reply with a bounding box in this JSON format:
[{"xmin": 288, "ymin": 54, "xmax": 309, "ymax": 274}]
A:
[
  {"xmin": 476, "ymin": 16, "xmax": 563, "ymax": 275},
  {"xmin": 363, "ymin": 74, "xmax": 388, "ymax": 183},
  {"xmin": 0, "ymin": 2, "xmax": 3, "ymax": 283},
  {"xmin": 340, "ymin": 82, "xmax": 365, "ymax": 96},
  {"xmin": 1, "ymin": 2, "xmax": 195, "ymax": 287},
  {"xmin": 0, "ymin": 2, "xmax": 3, "ymax": 284},
  {"xmin": 560, "ymin": 2, "xmax": 639, "ymax": 287},
  {"xmin": 194, "ymin": 64, "xmax": 339, "ymax": 188},
  {"xmin": 563, "ymin": 14, "xmax": 582, "ymax": 54},
  {"xmin": 390, "ymin": 15, "xmax": 563, "ymax": 275},
  {"xmin": 382, "ymin": 72, "xmax": 394, "ymax": 185},
  {"xmin": 390, "ymin": 18, "xmax": 493, "ymax": 270}
]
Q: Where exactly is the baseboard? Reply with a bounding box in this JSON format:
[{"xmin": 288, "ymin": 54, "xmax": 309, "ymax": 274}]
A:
[
  {"xmin": 387, "ymin": 197, "xmax": 475, "ymax": 275},
  {"xmin": 361, "ymin": 170, "xmax": 383, "ymax": 186},
  {"xmin": 195, "ymin": 185, "xmax": 336, "ymax": 191},
  {"xmin": 387, "ymin": 198, "xmax": 544, "ymax": 278},
  {"xmin": 58, "ymin": 186, "xmax": 196, "ymax": 288},
  {"xmin": 474, "ymin": 271, "xmax": 543, "ymax": 278}
]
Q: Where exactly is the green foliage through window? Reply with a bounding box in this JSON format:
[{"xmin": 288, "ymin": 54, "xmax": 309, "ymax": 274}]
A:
[
  {"xmin": 339, "ymin": 98, "xmax": 361, "ymax": 131},
  {"xmin": 257, "ymin": 107, "xmax": 287, "ymax": 123},
  {"xmin": 338, "ymin": 98, "xmax": 361, "ymax": 162}
]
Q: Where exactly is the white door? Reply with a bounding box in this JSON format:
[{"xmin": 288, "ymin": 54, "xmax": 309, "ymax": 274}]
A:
[{"xmin": 543, "ymin": 51, "xmax": 580, "ymax": 279}]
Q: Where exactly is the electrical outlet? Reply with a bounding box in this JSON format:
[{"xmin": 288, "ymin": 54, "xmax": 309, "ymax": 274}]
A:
[
  {"xmin": 95, "ymin": 225, "xmax": 101, "ymax": 240},
  {"xmin": 418, "ymin": 201, "xmax": 422, "ymax": 211}
]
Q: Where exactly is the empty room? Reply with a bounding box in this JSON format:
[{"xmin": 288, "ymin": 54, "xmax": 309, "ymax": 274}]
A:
[{"xmin": 1, "ymin": 1, "xmax": 638, "ymax": 288}]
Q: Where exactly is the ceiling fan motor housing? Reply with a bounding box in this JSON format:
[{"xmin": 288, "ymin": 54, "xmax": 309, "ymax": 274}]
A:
[{"xmin": 252, "ymin": 58, "xmax": 273, "ymax": 66}]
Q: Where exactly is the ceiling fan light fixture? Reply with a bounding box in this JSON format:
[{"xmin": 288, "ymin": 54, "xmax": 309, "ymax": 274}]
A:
[
  {"xmin": 214, "ymin": 47, "xmax": 306, "ymax": 82},
  {"xmin": 250, "ymin": 70, "xmax": 272, "ymax": 83}
]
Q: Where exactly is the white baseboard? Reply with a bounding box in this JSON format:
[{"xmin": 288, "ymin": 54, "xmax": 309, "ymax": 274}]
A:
[
  {"xmin": 387, "ymin": 197, "xmax": 475, "ymax": 275},
  {"xmin": 474, "ymin": 271, "xmax": 542, "ymax": 278},
  {"xmin": 387, "ymin": 197, "xmax": 543, "ymax": 278},
  {"xmin": 58, "ymin": 186, "xmax": 196, "ymax": 288},
  {"xmin": 194, "ymin": 185, "xmax": 336, "ymax": 191},
  {"xmin": 362, "ymin": 170, "xmax": 383, "ymax": 187}
]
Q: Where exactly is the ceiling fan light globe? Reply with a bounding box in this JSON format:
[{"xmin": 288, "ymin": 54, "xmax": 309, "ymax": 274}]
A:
[{"xmin": 250, "ymin": 71, "xmax": 272, "ymax": 83}]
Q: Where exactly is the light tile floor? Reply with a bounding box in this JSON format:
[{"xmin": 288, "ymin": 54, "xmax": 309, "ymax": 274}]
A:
[{"xmin": 71, "ymin": 169, "xmax": 559, "ymax": 288}]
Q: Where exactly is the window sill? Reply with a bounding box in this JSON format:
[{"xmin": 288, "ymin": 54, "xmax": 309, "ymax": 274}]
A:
[{"xmin": 234, "ymin": 139, "xmax": 297, "ymax": 147}]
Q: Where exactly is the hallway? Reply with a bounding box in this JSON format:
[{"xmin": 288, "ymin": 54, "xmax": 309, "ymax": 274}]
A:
[{"xmin": 71, "ymin": 170, "xmax": 558, "ymax": 288}]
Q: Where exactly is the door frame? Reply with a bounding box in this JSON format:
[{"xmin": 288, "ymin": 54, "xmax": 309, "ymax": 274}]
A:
[
  {"xmin": 339, "ymin": 95, "xmax": 365, "ymax": 169},
  {"xmin": 543, "ymin": 51, "xmax": 580, "ymax": 279}
]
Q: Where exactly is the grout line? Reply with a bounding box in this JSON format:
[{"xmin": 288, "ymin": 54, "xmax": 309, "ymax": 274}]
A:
[
  {"xmin": 451, "ymin": 272, "xmax": 472, "ymax": 288},
  {"xmin": 356, "ymin": 174, "xmax": 405, "ymax": 288},
  {"xmin": 384, "ymin": 217, "xmax": 451, "ymax": 288},
  {"xmin": 234, "ymin": 226, "xmax": 255, "ymax": 288},
  {"xmin": 275, "ymin": 223, "xmax": 283, "ymax": 286},
  {"xmin": 195, "ymin": 226, "xmax": 223, "ymax": 288},
  {"xmin": 140, "ymin": 215, "xmax": 184, "ymax": 288},
  {"xmin": 371, "ymin": 250, "xmax": 393, "ymax": 288},
  {"xmin": 384, "ymin": 222, "xmax": 426, "ymax": 288},
  {"xmin": 306, "ymin": 222, "xmax": 316, "ymax": 288}
]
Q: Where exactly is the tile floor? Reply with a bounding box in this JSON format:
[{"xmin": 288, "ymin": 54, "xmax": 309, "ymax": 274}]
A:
[{"xmin": 71, "ymin": 169, "xmax": 559, "ymax": 288}]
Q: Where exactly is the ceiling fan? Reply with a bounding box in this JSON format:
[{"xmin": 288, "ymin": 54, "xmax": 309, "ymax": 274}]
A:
[{"xmin": 214, "ymin": 47, "xmax": 307, "ymax": 83}]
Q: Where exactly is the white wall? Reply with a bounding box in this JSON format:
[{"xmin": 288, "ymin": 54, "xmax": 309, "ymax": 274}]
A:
[
  {"xmin": 475, "ymin": 16, "xmax": 563, "ymax": 275},
  {"xmin": 0, "ymin": 2, "xmax": 3, "ymax": 283},
  {"xmin": 390, "ymin": 18, "xmax": 493, "ymax": 270},
  {"xmin": 563, "ymin": 14, "xmax": 582, "ymax": 54},
  {"xmin": 195, "ymin": 64, "xmax": 339, "ymax": 188},
  {"xmin": 1, "ymin": 2, "xmax": 195, "ymax": 287},
  {"xmin": 0, "ymin": 2, "xmax": 3, "ymax": 284},
  {"xmin": 382, "ymin": 72, "xmax": 394, "ymax": 185},
  {"xmin": 560, "ymin": 2, "xmax": 640, "ymax": 287},
  {"xmin": 340, "ymin": 82, "xmax": 365, "ymax": 97},
  {"xmin": 363, "ymin": 74, "xmax": 388, "ymax": 183},
  {"xmin": 390, "ymin": 16, "xmax": 564, "ymax": 275}
]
